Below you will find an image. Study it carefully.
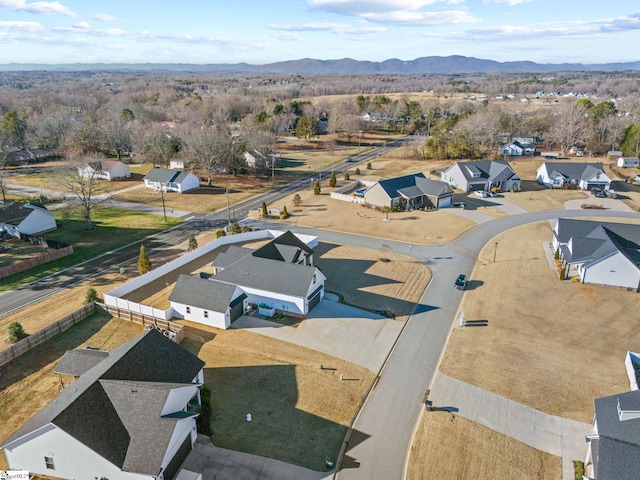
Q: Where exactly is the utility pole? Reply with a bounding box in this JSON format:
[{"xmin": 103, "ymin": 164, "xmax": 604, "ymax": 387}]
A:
[
  {"xmin": 160, "ymin": 187, "xmax": 167, "ymax": 222},
  {"xmin": 493, "ymin": 242, "xmax": 498, "ymax": 263},
  {"xmin": 226, "ymin": 187, "xmax": 231, "ymax": 229}
]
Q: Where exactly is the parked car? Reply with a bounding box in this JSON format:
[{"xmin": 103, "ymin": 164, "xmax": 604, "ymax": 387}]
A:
[
  {"xmin": 345, "ymin": 157, "xmax": 354, "ymax": 162},
  {"xmin": 455, "ymin": 274, "xmax": 467, "ymax": 290},
  {"xmin": 633, "ymin": 174, "xmax": 640, "ymax": 183},
  {"xmin": 473, "ymin": 190, "xmax": 488, "ymax": 198},
  {"xmin": 453, "ymin": 202, "xmax": 467, "ymax": 209}
]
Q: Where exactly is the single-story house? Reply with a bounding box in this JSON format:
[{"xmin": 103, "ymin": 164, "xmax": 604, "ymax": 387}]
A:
[
  {"xmin": 607, "ymin": 150, "xmax": 623, "ymax": 160},
  {"xmin": 244, "ymin": 150, "xmax": 280, "ymax": 169},
  {"xmin": 553, "ymin": 218, "xmax": 640, "ymax": 290},
  {"xmin": 7, "ymin": 147, "xmax": 54, "ymax": 165},
  {"xmin": 0, "ymin": 201, "xmax": 57, "ymax": 238},
  {"xmin": 536, "ymin": 162, "xmax": 611, "ymax": 191},
  {"xmin": 584, "ymin": 389, "xmax": 640, "ymax": 480},
  {"xmin": 169, "ymin": 160, "xmax": 186, "ymax": 170},
  {"xmin": 0, "ymin": 329, "xmax": 205, "ymax": 480},
  {"xmin": 169, "ymin": 231, "xmax": 324, "ymax": 329},
  {"xmin": 617, "ymin": 157, "xmax": 639, "ymax": 168},
  {"xmin": 143, "ymin": 167, "xmax": 199, "ymax": 193},
  {"xmin": 498, "ymin": 140, "xmax": 535, "ymax": 157},
  {"xmin": 363, "ymin": 173, "xmax": 454, "ymax": 209},
  {"xmin": 78, "ymin": 160, "xmax": 130, "ymax": 181},
  {"xmin": 440, "ymin": 160, "xmax": 521, "ymax": 192}
]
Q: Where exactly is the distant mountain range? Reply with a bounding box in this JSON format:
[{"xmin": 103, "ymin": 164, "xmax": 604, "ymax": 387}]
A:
[{"xmin": 1, "ymin": 56, "xmax": 640, "ymax": 74}]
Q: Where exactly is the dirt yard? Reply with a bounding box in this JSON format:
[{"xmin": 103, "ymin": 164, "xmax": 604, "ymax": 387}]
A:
[
  {"xmin": 0, "ymin": 314, "xmax": 144, "ymax": 466},
  {"xmin": 439, "ymin": 219, "xmax": 640, "ymax": 423},
  {"xmin": 179, "ymin": 322, "xmax": 375, "ymax": 471},
  {"xmin": 407, "ymin": 411, "xmax": 561, "ymax": 480}
]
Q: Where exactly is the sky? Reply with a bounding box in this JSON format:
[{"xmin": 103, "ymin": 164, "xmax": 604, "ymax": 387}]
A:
[{"xmin": 0, "ymin": 0, "xmax": 639, "ymax": 65}]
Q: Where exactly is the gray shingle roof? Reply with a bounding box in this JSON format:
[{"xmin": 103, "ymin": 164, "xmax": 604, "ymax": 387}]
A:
[
  {"xmin": 252, "ymin": 230, "xmax": 313, "ymax": 262},
  {"xmin": 376, "ymin": 173, "xmax": 453, "ymax": 200},
  {"xmin": 593, "ymin": 390, "xmax": 640, "ymax": 479},
  {"xmin": 144, "ymin": 167, "xmax": 180, "ymax": 183},
  {"xmin": 169, "ymin": 274, "xmax": 239, "ymax": 312},
  {"xmin": 0, "ymin": 201, "xmax": 50, "ymax": 226},
  {"xmin": 544, "ymin": 162, "xmax": 605, "ymax": 181},
  {"xmin": 450, "ymin": 160, "xmax": 519, "ymax": 183},
  {"xmin": 214, "ymin": 255, "xmax": 319, "ymax": 297},
  {"xmin": 54, "ymin": 348, "xmax": 109, "ymax": 377},
  {"xmin": 212, "ymin": 245, "xmax": 253, "ymax": 270},
  {"xmin": 1, "ymin": 329, "xmax": 204, "ymax": 475}
]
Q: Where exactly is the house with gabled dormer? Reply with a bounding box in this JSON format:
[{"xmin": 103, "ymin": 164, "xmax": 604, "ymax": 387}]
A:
[
  {"xmin": 440, "ymin": 160, "xmax": 521, "ymax": 192},
  {"xmin": 0, "ymin": 329, "xmax": 205, "ymax": 480},
  {"xmin": 536, "ymin": 162, "xmax": 611, "ymax": 191}
]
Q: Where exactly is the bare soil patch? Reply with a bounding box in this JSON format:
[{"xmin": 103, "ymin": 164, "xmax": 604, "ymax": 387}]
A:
[
  {"xmin": 180, "ymin": 322, "xmax": 375, "ymax": 471},
  {"xmin": 407, "ymin": 411, "xmax": 561, "ymax": 480},
  {"xmin": 440, "ymin": 220, "xmax": 640, "ymax": 423}
]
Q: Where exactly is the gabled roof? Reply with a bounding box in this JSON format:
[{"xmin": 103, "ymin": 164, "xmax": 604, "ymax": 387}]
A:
[
  {"xmin": 54, "ymin": 348, "xmax": 109, "ymax": 377},
  {"xmin": 445, "ymin": 160, "xmax": 519, "ymax": 183},
  {"xmin": 375, "ymin": 173, "xmax": 453, "ymax": 200},
  {"xmin": 214, "ymin": 255, "xmax": 320, "ymax": 298},
  {"xmin": 144, "ymin": 167, "xmax": 181, "ymax": 183},
  {"xmin": 169, "ymin": 274, "xmax": 239, "ymax": 313},
  {"xmin": 252, "ymin": 230, "xmax": 313, "ymax": 263},
  {"xmin": 0, "ymin": 201, "xmax": 52, "ymax": 226},
  {"xmin": 555, "ymin": 219, "xmax": 640, "ymax": 268},
  {"xmin": 593, "ymin": 390, "xmax": 640, "ymax": 479},
  {"xmin": 212, "ymin": 245, "xmax": 253, "ymax": 270},
  {"xmin": 542, "ymin": 162, "xmax": 607, "ymax": 181},
  {"xmin": 1, "ymin": 329, "xmax": 204, "ymax": 475}
]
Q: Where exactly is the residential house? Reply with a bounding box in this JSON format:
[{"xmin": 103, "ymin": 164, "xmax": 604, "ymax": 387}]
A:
[
  {"xmin": 0, "ymin": 201, "xmax": 57, "ymax": 237},
  {"xmin": 169, "ymin": 231, "xmax": 324, "ymax": 329},
  {"xmin": 0, "ymin": 329, "xmax": 205, "ymax": 480},
  {"xmin": 498, "ymin": 140, "xmax": 535, "ymax": 157},
  {"xmin": 440, "ymin": 160, "xmax": 521, "ymax": 192},
  {"xmin": 553, "ymin": 218, "xmax": 640, "ymax": 290},
  {"xmin": 143, "ymin": 167, "xmax": 199, "ymax": 193},
  {"xmin": 617, "ymin": 157, "xmax": 639, "ymax": 168},
  {"xmin": 170, "ymin": 160, "xmax": 186, "ymax": 170},
  {"xmin": 243, "ymin": 150, "xmax": 280, "ymax": 169},
  {"xmin": 78, "ymin": 160, "xmax": 130, "ymax": 181},
  {"xmin": 536, "ymin": 162, "xmax": 611, "ymax": 191},
  {"xmin": 7, "ymin": 147, "xmax": 54, "ymax": 165},
  {"xmin": 363, "ymin": 173, "xmax": 454, "ymax": 209},
  {"xmin": 584, "ymin": 389, "xmax": 640, "ymax": 479}
]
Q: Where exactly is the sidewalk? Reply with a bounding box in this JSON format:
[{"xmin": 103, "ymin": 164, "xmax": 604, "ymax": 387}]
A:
[{"xmin": 428, "ymin": 373, "xmax": 591, "ymax": 480}]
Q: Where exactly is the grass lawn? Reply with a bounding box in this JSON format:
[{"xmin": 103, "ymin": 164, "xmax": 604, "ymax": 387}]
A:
[
  {"xmin": 0, "ymin": 314, "xmax": 144, "ymax": 466},
  {"xmin": 0, "ymin": 205, "xmax": 182, "ymax": 291},
  {"xmin": 180, "ymin": 323, "xmax": 374, "ymax": 471},
  {"xmin": 439, "ymin": 219, "xmax": 640, "ymax": 423},
  {"xmin": 7, "ymin": 170, "xmax": 148, "ymax": 196},
  {"xmin": 407, "ymin": 411, "xmax": 561, "ymax": 480}
]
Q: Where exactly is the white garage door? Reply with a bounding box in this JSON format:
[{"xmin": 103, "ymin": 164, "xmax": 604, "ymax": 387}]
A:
[{"xmin": 438, "ymin": 196, "xmax": 452, "ymax": 208}]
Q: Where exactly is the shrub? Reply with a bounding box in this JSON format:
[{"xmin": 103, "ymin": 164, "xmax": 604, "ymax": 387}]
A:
[
  {"xmin": 261, "ymin": 202, "xmax": 268, "ymax": 217},
  {"xmin": 8, "ymin": 322, "xmax": 28, "ymax": 343},
  {"xmin": 367, "ymin": 162, "xmax": 372, "ymax": 170},
  {"xmin": 314, "ymin": 179, "xmax": 321, "ymax": 195},
  {"xmin": 329, "ymin": 171, "xmax": 337, "ymax": 187},
  {"xmin": 560, "ymin": 270, "xmax": 566, "ymax": 281},
  {"xmin": 196, "ymin": 385, "xmax": 213, "ymax": 436},
  {"xmin": 554, "ymin": 249, "xmax": 560, "ymax": 260},
  {"xmin": 241, "ymin": 225, "xmax": 253, "ymax": 233},
  {"xmin": 216, "ymin": 229, "xmax": 226, "ymax": 238},
  {"xmin": 344, "ymin": 172, "xmax": 350, "ymax": 181},
  {"xmin": 292, "ymin": 194, "xmax": 302, "ymax": 207},
  {"xmin": 85, "ymin": 287, "xmax": 99, "ymax": 304},
  {"xmin": 280, "ymin": 205, "xmax": 289, "ymax": 219},
  {"xmin": 187, "ymin": 234, "xmax": 198, "ymax": 252},
  {"xmin": 230, "ymin": 222, "xmax": 241, "ymax": 234},
  {"xmin": 355, "ymin": 167, "xmax": 361, "ymax": 175},
  {"xmin": 573, "ymin": 461, "xmax": 585, "ymax": 480}
]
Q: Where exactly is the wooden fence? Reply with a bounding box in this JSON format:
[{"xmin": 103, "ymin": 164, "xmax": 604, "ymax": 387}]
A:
[
  {"xmin": 0, "ymin": 245, "xmax": 73, "ymax": 279},
  {"xmin": 0, "ymin": 302, "xmax": 94, "ymax": 368},
  {"xmin": 100, "ymin": 304, "xmax": 184, "ymax": 343}
]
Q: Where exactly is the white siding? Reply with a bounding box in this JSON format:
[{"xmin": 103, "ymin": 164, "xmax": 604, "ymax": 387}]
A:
[
  {"xmin": 170, "ymin": 302, "xmax": 229, "ymax": 330},
  {"xmin": 108, "ymin": 162, "xmax": 131, "ymax": 180},
  {"xmin": 162, "ymin": 385, "xmax": 200, "ymax": 416},
  {"xmin": 441, "ymin": 164, "xmax": 470, "ymax": 191},
  {"xmin": 4, "ymin": 425, "xmax": 151, "ymax": 480},
  {"xmin": 582, "ymin": 252, "xmax": 640, "ymax": 290},
  {"xmin": 159, "ymin": 418, "xmax": 197, "ymax": 475},
  {"xmin": 19, "ymin": 208, "xmax": 56, "ymax": 235},
  {"xmin": 176, "ymin": 174, "xmax": 199, "ymax": 193}
]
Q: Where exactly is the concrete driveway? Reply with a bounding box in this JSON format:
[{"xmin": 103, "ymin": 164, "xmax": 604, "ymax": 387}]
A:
[
  {"xmin": 232, "ymin": 296, "xmax": 403, "ymax": 373},
  {"xmin": 564, "ymin": 196, "xmax": 636, "ymax": 212}
]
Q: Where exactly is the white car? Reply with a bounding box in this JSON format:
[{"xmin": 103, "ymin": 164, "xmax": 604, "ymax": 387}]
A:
[
  {"xmin": 634, "ymin": 175, "xmax": 640, "ymax": 183},
  {"xmin": 473, "ymin": 190, "xmax": 488, "ymax": 198}
]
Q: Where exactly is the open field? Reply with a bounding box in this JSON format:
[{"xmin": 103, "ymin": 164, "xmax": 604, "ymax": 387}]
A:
[
  {"xmin": 0, "ymin": 314, "xmax": 144, "ymax": 466},
  {"xmin": 0, "ymin": 205, "xmax": 181, "ymax": 291},
  {"xmin": 407, "ymin": 411, "xmax": 561, "ymax": 480},
  {"xmin": 179, "ymin": 322, "xmax": 375, "ymax": 471},
  {"xmin": 439, "ymin": 219, "xmax": 640, "ymax": 423},
  {"xmin": 506, "ymin": 187, "xmax": 588, "ymax": 211}
]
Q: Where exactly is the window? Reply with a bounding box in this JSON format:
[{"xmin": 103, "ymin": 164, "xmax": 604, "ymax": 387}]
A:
[
  {"xmin": 45, "ymin": 456, "xmax": 55, "ymax": 470},
  {"xmin": 186, "ymin": 306, "xmax": 191, "ymax": 314},
  {"xmin": 204, "ymin": 311, "xmax": 209, "ymax": 318}
]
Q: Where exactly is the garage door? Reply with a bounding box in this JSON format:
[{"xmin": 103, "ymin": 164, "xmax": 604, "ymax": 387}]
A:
[
  {"xmin": 438, "ymin": 196, "xmax": 452, "ymax": 208},
  {"xmin": 468, "ymin": 183, "xmax": 486, "ymax": 191},
  {"xmin": 307, "ymin": 285, "xmax": 323, "ymax": 312},
  {"xmin": 163, "ymin": 435, "xmax": 192, "ymax": 480},
  {"xmin": 229, "ymin": 293, "xmax": 247, "ymax": 323}
]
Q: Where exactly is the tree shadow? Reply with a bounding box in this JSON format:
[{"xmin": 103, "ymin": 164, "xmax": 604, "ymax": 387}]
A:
[{"xmin": 464, "ymin": 280, "xmax": 484, "ymax": 291}]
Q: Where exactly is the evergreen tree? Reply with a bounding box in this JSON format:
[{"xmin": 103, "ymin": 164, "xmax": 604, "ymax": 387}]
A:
[
  {"xmin": 329, "ymin": 171, "xmax": 337, "ymax": 187},
  {"xmin": 261, "ymin": 201, "xmax": 268, "ymax": 217},
  {"xmin": 293, "ymin": 194, "xmax": 302, "ymax": 207},
  {"xmin": 314, "ymin": 179, "xmax": 321, "ymax": 195},
  {"xmin": 85, "ymin": 287, "xmax": 99, "ymax": 304},
  {"xmin": 188, "ymin": 234, "xmax": 198, "ymax": 252},
  {"xmin": 137, "ymin": 245, "xmax": 152, "ymax": 275},
  {"xmin": 8, "ymin": 322, "xmax": 27, "ymax": 343}
]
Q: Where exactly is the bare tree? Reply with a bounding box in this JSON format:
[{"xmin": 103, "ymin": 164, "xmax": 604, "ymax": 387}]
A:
[
  {"xmin": 55, "ymin": 156, "xmax": 101, "ymax": 231},
  {"xmin": 548, "ymin": 103, "xmax": 588, "ymax": 157}
]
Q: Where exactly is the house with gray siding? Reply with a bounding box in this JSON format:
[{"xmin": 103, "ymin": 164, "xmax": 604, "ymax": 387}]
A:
[
  {"xmin": 364, "ymin": 173, "xmax": 454, "ymax": 209},
  {"xmin": 440, "ymin": 160, "xmax": 520, "ymax": 192},
  {"xmin": 1, "ymin": 329, "xmax": 205, "ymax": 480},
  {"xmin": 553, "ymin": 218, "xmax": 640, "ymax": 290}
]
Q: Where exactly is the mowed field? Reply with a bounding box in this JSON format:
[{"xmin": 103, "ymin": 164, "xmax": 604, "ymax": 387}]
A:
[{"xmin": 439, "ymin": 219, "xmax": 640, "ymax": 423}]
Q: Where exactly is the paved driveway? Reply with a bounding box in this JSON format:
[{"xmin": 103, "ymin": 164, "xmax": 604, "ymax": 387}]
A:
[
  {"xmin": 233, "ymin": 297, "xmax": 403, "ymax": 373},
  {"xmin": 564, "ymin": 196, "xmax": 636, "ymax": 212}
]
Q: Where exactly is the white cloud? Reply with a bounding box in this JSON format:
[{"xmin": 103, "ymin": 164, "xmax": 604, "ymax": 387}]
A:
[
  {"xmin": 0, "ymin": 0, "xmax": 76, "ymax": 16},
  {"xmin": 0, "ymin": 20, "xmax": 44, "ymax": 32},
  {"xmin": 483, "ymin": 0, "xmax": 532, "ymax": 5},
  {"xmin": 274, "ymin": 33, "xmax": 304, "ymax": 41},
  {"xmin": 94, "ymin": 13, "xmax": 117, "ymax": 22},
  {"xmin": 307, "ymin": 0, "xmax": 477, "ymax": 26},
  {"xmin": 269, "ymin": 22, "xmax": 386, "ymax": 34}
]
